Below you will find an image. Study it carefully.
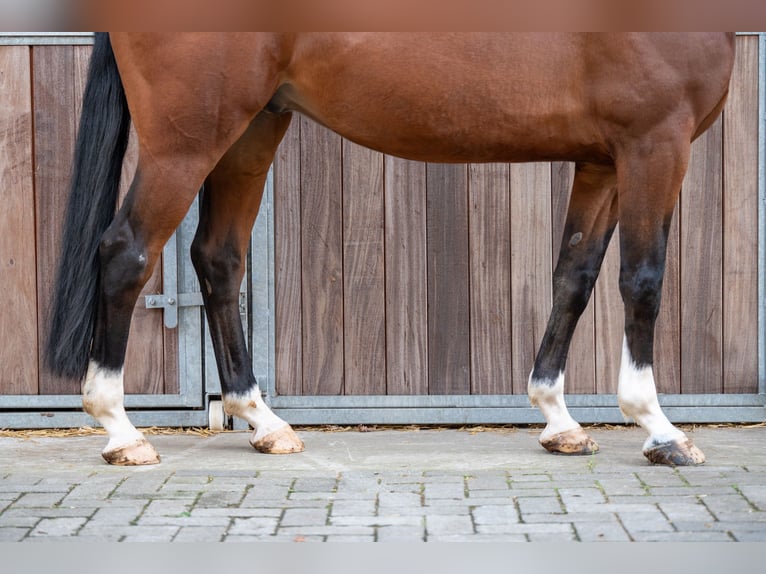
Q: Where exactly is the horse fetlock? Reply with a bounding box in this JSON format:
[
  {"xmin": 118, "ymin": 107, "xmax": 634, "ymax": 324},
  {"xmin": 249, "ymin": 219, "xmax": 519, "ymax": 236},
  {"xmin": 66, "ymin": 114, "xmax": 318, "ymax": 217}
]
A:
[{"xmin": 223, "ymin": 389, "xmax": 303, "ymax": 454}]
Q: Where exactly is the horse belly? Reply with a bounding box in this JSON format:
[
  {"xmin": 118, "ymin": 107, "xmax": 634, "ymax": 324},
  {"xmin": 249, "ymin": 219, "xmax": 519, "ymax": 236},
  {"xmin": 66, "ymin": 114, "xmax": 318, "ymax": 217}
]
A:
[{"xmin": 279, "ymin": 33, "xmax": 605, "ymax": 164}]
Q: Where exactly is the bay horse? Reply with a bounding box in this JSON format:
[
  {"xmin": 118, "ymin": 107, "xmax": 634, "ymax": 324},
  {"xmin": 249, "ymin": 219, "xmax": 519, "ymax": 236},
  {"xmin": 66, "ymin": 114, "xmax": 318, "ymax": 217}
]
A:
[{"xmin": 46, "ymin": 33, "xmax": 735, "ymax": 467}]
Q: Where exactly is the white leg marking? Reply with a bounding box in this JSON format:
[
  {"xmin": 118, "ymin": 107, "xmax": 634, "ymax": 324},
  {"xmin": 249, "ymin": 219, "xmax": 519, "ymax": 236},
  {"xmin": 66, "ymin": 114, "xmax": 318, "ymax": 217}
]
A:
[
  {"xmin": 83, "ymin": 362, "xmax": 144, "ymax": 453},
  {"xmin": 528, "ymin": 372, "xmax": 581, "ymax": 442},
  {"xmin": 223, "ymin": 386, "xmax": 288, "ymax": 442},
  {"xmin": 617, "ymin": 336, "xmax": 686, "ymax": 450}
]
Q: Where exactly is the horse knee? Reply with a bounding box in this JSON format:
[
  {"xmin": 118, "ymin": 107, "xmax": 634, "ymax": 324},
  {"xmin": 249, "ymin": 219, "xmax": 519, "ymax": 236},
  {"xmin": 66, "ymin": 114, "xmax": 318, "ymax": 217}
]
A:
[
  {"xmin": 190, "ymin": 237, "xmax": 244, "ymax": 300},
  {"xmin": 618, "ymin": 264, "xmax": 663, "ymax": 321}
]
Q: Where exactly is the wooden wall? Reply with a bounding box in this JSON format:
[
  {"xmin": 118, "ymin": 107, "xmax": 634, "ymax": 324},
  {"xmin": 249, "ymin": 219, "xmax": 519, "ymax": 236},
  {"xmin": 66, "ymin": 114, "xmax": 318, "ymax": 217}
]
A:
[
  {"xmin": 273, "ymin": 35, "xmax": 761, "ymax": 397},
  {"xmin": 0, "ymin": 43, "xmax": 177, "ymax": 397}
]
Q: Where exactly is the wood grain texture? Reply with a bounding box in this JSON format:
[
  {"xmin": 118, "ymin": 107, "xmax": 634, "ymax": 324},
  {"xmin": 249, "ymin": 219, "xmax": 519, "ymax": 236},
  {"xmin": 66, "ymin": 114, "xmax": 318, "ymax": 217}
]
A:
[
  {"xmin": 427, "ymin": 163, "xmax": 471, "ymax": 395},
  {"xmin": 595, "ymin": 226, "xmax": 623, "ymax": 394},
  {"xmin": 385, "ymin": 157, "xmax": 428, "ymax": 395},
  {"xmin": 679, "ymin": 117, "xmax": 723, "ymax": 394},
  {"xmin": 722, "ymin": 35, "xmax": 759, "ymax": 394},
  {"xmin": 300, "ymin": 117, "xmax": 344, "ymax": 395},
  {"xmin": 33, "ymin": 45, "xmax": 79, "ymax": 395},
  {"xmin": 655, "ymin": 200, "xmax": 681, "ymax": 394},
  {"xmin": 510, "ymin": 163, "xmax": 552, "ymax": 394},
  {"xmin": 0, "ymin": 46, "xmax": 38, "ymax": 395},
  {"xmin": 342, "ymin": 140, "xmax": 386, "ymax": 395},
  {"xmin": 550, "ymin": 161, "xmax": 596, "ymax": 394},
  {"xmin": 468, "ymin": 163, "xmax": 512, "ymax": 395},
  {"xmin": 274, "ymin": 118, "xmax": 303, "ymax": 396}
]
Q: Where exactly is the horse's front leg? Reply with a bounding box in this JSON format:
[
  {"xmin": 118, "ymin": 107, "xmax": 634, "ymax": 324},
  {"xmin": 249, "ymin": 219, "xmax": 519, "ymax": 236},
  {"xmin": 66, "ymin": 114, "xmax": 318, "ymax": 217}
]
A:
[
  {"xmin": 615, "ymin": 135, "xmax": 704, "ymax": 466},
  {"xmin": 529, "ymin": 162, "xmax": 618, "ymax": 455},
  {"xmin": 191, "ymin": 111, "xmax": 304, "ymax": 455}
]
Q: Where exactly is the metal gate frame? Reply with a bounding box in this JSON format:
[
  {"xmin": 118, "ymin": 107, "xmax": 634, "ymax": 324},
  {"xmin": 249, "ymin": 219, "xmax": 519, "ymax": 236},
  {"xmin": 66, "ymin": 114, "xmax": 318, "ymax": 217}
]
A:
[{"xmin": 262, "ymin": 32, "xmax": 766, "ymax": 426}]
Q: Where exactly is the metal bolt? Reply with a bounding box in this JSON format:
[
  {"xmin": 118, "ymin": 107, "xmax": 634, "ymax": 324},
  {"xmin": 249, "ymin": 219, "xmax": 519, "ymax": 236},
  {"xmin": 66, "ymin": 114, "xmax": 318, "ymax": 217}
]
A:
[
  {"xmin": 167, "ymin": 298, "xmax": 176, "ymax": 306},
  {"xmin": 147, "ymin": 297, "xmax": 156, "ymax": 306}
]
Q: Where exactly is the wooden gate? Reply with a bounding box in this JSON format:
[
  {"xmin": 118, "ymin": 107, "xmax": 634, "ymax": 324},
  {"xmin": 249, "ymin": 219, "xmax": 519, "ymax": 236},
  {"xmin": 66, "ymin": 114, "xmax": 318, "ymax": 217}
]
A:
[
  {"xmin": 266, "ymin": 33, "xmax": 765, "ymax": 424},
  {"xmin": 0, "ymin": 34, "xmax": 213, "ymax": 428}
]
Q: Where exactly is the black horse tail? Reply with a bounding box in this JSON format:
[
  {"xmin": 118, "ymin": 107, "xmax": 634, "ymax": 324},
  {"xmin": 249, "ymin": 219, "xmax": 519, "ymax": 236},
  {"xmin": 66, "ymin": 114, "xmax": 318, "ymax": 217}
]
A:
[{"xmin": 45, "ymin": 33, "xmax": 131, "ymax": 380}]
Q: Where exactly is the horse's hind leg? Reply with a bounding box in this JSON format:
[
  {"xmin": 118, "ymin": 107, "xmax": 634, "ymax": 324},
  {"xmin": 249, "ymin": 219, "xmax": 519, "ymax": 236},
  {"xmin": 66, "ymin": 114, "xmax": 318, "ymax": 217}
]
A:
[
  {"xmin": 616, "ymin": 133, "xmax": 704, "ymax": 466},
  {"xmin": 191, "ymin": 111, "xmax": 303, "ymax": 454},
  {"xmin": 529, "ymin": 162, "xmax": 618, "ymax": 455},
  {"xmin": 86, "ymin": 158, "xmax": 212, "ymax": 465}
]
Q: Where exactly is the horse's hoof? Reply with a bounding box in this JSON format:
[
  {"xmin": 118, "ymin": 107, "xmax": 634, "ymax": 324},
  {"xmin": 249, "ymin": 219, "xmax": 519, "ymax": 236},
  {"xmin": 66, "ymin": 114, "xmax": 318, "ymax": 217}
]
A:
[
  {"xmin": 644, "ymin": 438, "xmax": 705, "ymax": 466},
  {"xmin": 540, "ymin": 427, "xmax": 599, "ymax": 455},
  {"xmin": 251, "ymin": 425, "xmax": 305, "ymax": 454},
  {"xmin": 102, "ymin": 438, "xmax": 161, "ymax": 466}
]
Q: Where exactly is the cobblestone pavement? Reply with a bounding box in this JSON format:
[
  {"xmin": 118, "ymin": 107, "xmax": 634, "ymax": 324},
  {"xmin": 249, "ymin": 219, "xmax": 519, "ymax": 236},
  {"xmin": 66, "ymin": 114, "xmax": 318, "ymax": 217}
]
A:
[{"xmin": 1, "ymin": 426, "xmax": 765, "ymax": 542}]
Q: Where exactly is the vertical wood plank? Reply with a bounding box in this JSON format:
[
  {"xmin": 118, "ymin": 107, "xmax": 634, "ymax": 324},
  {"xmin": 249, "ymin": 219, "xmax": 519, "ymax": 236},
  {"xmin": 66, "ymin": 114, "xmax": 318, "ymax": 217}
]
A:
[
  {"xmin": 33, "ymin": 45, "xmax": 79, "ymax": 395},
  {"xmin": 468, "ymin": 163, "xmax": 512, "ymax": 395},
  {"xmin": 550, "ymin": 161, "xmax": 596, "ymax": 394},
  {"xmin": 594, "ymin": 226, "xmax": 623, "ymax": 393},
  {"xmin": 679, "ymin": 118, "xmax": 723, "ymax": 394},
  {"xmin": 342, "ymin": 140, "xmax": 386, "ymax": 395},
  {"xmin": 274, "ymin": 118, "xmax": 303, "ymax": 395},
  {"xmin": 654, "ymin": 201, "xmax": 681, "ymax": 394},
  {"xmin": 510, "ymin": 163, "xmax": 552, "ymax": 394},
  {"xmin": 385, "ymin": 157, "xmax": 428, "ymax": 395},
  {"xmin": 723, "ymin": 35, "xmax": 759, "ymax": 394},
  {"xmin": 0, "ymin": 46, "xmax": 38, "ymax": 395},
  {"xmin": 301, "ymin": 117, "xmax": 344, "ymax": 395},
  {"xmin": 427, "ymin": 163, "xmax": 471, "ymax": 395}
]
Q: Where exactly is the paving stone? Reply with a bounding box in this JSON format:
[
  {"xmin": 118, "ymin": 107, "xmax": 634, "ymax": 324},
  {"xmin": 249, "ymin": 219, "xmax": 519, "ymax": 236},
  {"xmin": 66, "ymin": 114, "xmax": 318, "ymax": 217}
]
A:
[
  {"xmin": 13, "ymin": 492, "xmax": 67, "ymax": 508},
  {"xmin": 424, "ymin": 482, "xmax": 466, "ymax": 500},
  {"xmin": 330, "ymin": 499, "xmax": 376, "ymax": 516},
  {"xmin": 425, "ymin": 514, "xmax": 474, "ymax": 536},
  {"xmin": 173, "ymin": 525, "xmax": 228, "ymax": 542},
  {"xmin": 617, "ymin": 509, "xmax": 675, "ymax": 534},
  {"xmin": 0, "ymin": 527, "xmax": 29, "ymax": 541},
  {"xmin": 516, "ymin": 496, "xmax": 564, "ymax": 515},
  {"xmin": 736, "ymin": 485, "xmax": 766, "ymax": 510},
  {"xmin": 729, "ymin": 529, "xmax": 766, "ymax": 541},
  {"xmin": 89, "ymin": 504, "xmax": 146, "ymax": 525},
  {"xmin": 699, "ymin": 494, "xmax": 755, "ymax": 516},
  {"xmin": 28, "ymin": 516, "xmax": 87, "ymax": 537},
  {"xmin": 472, "ymin": 504, "xmax": 520, "ymax": 525},
  {"xmin": 465, "ymin": 475, "xmax": 510, "ymax": 491},
  {"xmin": 280, "ymin": 507, "xmax": 329, "ymax": 527},
  {"xmin": 631, "ymin": 530, "xmax": 734, "ymax": 541},
  {"xmin": 331, "ymin": 515, "xmax": 422, "ymax": 527},
  {"xmin": 376, "ymin": 524, "xmax": 425, "ymax": 541},
  {"xmin": 476, "ymin": 522, "xmax": 574, "ymax": 535},
  {"xmin": 228, "ymin": 516, "xmax": 279, "ymax": 535},
  {"xmin": 658, "ymin": 501, "xmax": 716, "ymax": 524},
  {"xmin": 119, "ymin": 526, "xmax": 180, "ymax": 542},
  {"xmin": 277, "ymin": 525, "xmax": 376, "ymax": 537},
  {"xmin": 574, "ymin": 516, "xmax": 630, "ymax": 541}
]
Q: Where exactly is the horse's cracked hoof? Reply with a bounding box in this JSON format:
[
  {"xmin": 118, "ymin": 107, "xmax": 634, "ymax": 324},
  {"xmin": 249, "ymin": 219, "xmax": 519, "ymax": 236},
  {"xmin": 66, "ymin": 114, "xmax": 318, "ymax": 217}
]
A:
[
  {"xmin": 251, "ymin": 425, "xmax": 305, "ymax": 454},
  {"xmin": 102, "ymin": 438, "xmax": 161, "ymax": 466},
  {"xmin": 540, "ymin": 427, "xmax": 599, "ymax": 455},
  {"xmin": 644, "ymin": 438, "xmax": 705, "ymax": 466}
]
